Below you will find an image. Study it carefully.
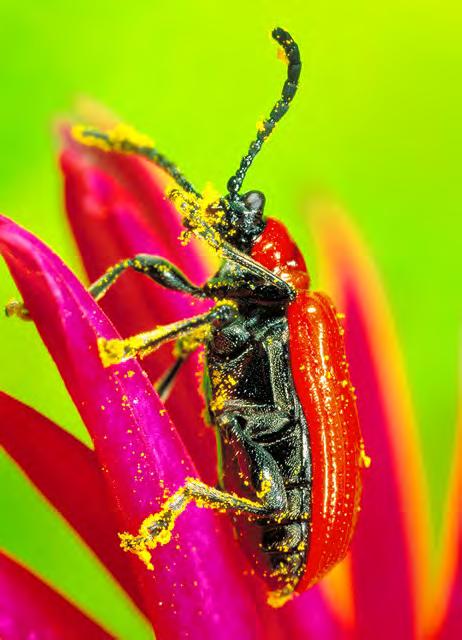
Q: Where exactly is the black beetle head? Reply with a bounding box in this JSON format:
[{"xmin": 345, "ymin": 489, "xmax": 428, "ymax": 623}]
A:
[{"xmin": 207, "ymin": 190, "xmax": 266, "ymax": 253}]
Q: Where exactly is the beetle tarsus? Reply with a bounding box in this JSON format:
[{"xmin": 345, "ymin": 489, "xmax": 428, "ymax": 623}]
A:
[{"xmin": 4, "ymin": 298, "xmax": 31, "ymax": 321}]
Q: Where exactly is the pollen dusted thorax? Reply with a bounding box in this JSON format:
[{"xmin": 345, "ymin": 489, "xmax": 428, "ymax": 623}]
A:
[{"xmin": 67, "ymin": 27, "xmax": 325, "ymax": 606}]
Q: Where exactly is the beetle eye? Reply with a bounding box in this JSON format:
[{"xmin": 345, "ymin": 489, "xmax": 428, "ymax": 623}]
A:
[{"xmin": 242, "ymin": 191, "xmax": 265, "ymax": 214}]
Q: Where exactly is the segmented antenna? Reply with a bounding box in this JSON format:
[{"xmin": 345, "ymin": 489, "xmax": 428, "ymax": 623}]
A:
[{"xmin": 226, "ymin": 27, "xmax": 301, "ymax": 200}]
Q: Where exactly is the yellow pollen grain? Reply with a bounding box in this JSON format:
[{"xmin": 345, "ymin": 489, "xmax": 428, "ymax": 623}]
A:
[
  {"xmin": 72, "ymin": 123, "xmax": 154, "ymax": 154},
  {"xmin": 359, "ymin": 440, "xmax": 372, "ymax": 469},
  {"xmin": 267, "ymin": 587, "xmax": 295, "ymax": 608},
  {"xmin": 167, "ymin": 183, "xmax": 234, "ymax": 254},
  {"xmin": 256, "ymin": 478, "xmax": 272, "ymax": 500}
]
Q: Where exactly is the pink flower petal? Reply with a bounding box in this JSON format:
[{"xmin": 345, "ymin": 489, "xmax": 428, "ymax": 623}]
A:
[
  {"xmin": 0, "ymin": 551, "xmax": 113, "ymax": 639},
  {"xmin": 65, "ymin": 131, "xmax": 211, "ymax": 279},
  {"xmin": 0, "ymin": 391, "xmax": 144, "ymax": 613},
  {"xmin": 60, "ymin": 146, "xmax": 216, "ymax": 484},
  {"xmin": 310, "ymin": 205, "xmax": 431, "ymax": 638},
  {"xmin": 280, "ymin": 586, "xmax": 347, "ymax": 639},
  {"xmin": 343, "ymin": 282, "xmax": 417, "ymax": 637},
  {"xmin": 0, "ymin": 215, "xmax": 275, "ymax": 639}
]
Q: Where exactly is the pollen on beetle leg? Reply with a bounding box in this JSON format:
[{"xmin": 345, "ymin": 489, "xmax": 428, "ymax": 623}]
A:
[
  {"xmin": 119, "ymin": 486, "xmax": 190, "ymax": 570},
  {"xmin": 267, "ymin": 585, "xmax": 296, "ymax": 608},
  {"xmin": 98, "ymin": 329, "xmax": 162, "ymax": 367},
  {"xmin": 173, "ymin": 324, "xmax": 211, "ymax": 358},
  {"xmin": 167, "ymin": 185, "xmax": 230, "ymax": 254},
  {"xmin": 120, "ymin": 477, "xmax": 269, "ymax": 570},
  {"xmin": 5, "ymin": 298, "xmax": 31, "ymax": 321},
  {"xmin": 98, "ymin": 322, "xmax": 195, "ymax": 368},
  {"xmin": 276, "ymin": 47, "xmax": 289, "ymax": 65},
  {"xmin": 97, "ymin": 336, "xmax": 143, "ymax": 367}
]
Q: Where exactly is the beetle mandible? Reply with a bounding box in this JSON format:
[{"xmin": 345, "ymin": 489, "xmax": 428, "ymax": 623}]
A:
[{"xmin": 73, "ymin": 27, "xmax": 366, "ymax": 606}]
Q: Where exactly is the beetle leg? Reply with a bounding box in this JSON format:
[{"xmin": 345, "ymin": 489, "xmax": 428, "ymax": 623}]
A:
[
  {"xmin": 154, "ymin": 352, "xmax": 188, "ymax": 402},
  {"xmin": 120, "ymin": 475, "xmax": 284, "ymax": 571},
  {"xmin": 88, "ymin": 254, "xmax": 206, "ymax": 302},
  {"xmin": 216, "ymin": 413, "xmax": 288, "ymax": 512},
  {"xmin": 120, "ymin": 414, "xmax": 288, "ymax": 570},
  {"xmin": 4, "ymin": 255, "xmax": 207, "ymax": 321},
  {"xmin": 97, "ymin": 301, "xmax": 239, "ymax": 367},
  {"xmin": 4, "ymin": 299, "xmax": 31, "ymax": 321}
]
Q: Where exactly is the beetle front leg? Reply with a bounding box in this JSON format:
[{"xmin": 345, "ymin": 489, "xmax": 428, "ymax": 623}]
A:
[
  {"xmin": 4, "ymin": 254, "xmax": 206, "ymax": 321},
  {"xmin": 88, "ymin": 254, "xmax": 205, "ymax": 302}
]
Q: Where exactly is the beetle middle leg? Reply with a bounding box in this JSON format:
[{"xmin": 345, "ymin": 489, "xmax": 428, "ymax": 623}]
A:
[
  {"xmin": 154, "ymin": 352, "xmax": 189, "ymax": 402},
  {"xmin": 4, "ymin": 253, "xmax": 205, "ymax": 321},
  {"xmin": 97, "ymin": 301, "xmax": 239, "ymax": 366},
  {"xmin": 88, "ymin": 254, "xmax": 205, "ymax": 302}
]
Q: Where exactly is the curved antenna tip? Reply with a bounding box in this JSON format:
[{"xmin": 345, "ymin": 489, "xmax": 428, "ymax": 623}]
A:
[
  {"xmin": 272, "ymin": 27, "xmax": 294, "ymax": 45},
  {"xmin": 225, "ymin": 28, "xmax": 302, "ymax": 197}
]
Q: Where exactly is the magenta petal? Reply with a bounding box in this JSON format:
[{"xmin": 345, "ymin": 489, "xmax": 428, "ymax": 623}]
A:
[
  {"xmin": 0, "ymin": 391, "xmax": 144, "ymax": 613},
  {"xmin": 0, "ymin": 551, "xmax": 113, "ymax": 639},
  {"xmin": 343, "ymin": 283, "xmax": 416, "ymax": 637},
  {"xmin": 312, "ymin": 211, "xmax": 431, "ymax": 638},
  {"xmin": 280, "ymin": 587, "xmax": 346, "ymax": 639},
  {"xmin": 0, "ymin": 216, "xmax": 272, "ymax": 639},
  {"xmin": 64, "ymin": 136, "xmax": 210, "ymax": 281},
  {"xmin": 60, "ymin": 147, "xmax": 216, "ymax": 484}
]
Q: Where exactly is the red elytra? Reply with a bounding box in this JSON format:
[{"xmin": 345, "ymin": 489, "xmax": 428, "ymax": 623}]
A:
[{"xmin": 251, "ymin": 217, "xmax": 363, "ymax": 590}]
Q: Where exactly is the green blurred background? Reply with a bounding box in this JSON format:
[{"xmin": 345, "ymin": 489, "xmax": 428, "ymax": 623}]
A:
[{"xmin": 0, "ymin": 1, "xmax": 460, "ymax": 636}]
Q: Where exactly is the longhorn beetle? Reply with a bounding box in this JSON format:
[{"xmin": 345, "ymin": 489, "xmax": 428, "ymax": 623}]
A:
[{"xmin": 72, "ymin": 27, "xmax": 366, "ymax": 606}]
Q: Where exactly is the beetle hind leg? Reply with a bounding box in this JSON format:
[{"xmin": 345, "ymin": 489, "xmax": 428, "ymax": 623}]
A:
[
  {"xmin": 121, "ymin": 415, "xmax": 290, "ymax": 572},
  {"xmin": 119, "ymin": 477, "xmax": 277, "ymax": 570}
]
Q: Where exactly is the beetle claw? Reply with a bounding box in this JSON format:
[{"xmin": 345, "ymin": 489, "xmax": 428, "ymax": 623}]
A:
[{"xmin": 5, "ymin": 298, "xmax": 31, "ymax": 321}]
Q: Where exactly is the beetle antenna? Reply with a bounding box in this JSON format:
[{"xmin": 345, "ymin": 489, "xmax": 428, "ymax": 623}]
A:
[{"xmin": 226, "ymin": 28, "xmax": 301, "ymax": 200}]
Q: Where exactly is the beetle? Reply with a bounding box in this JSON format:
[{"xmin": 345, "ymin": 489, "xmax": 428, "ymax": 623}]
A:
[{"xmin": 72, "ymin": 27, "xmax": 365, "ymax": 606}]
